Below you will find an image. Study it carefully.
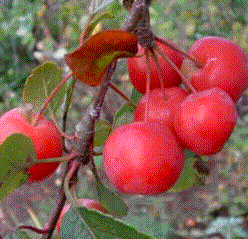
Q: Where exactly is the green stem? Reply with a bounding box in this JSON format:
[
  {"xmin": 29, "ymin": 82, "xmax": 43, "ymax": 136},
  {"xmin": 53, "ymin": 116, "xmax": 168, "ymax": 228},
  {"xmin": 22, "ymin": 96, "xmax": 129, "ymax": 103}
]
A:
[{"xmin": 42, "ymin": 79, "xmax": 76, "ymax": 140}]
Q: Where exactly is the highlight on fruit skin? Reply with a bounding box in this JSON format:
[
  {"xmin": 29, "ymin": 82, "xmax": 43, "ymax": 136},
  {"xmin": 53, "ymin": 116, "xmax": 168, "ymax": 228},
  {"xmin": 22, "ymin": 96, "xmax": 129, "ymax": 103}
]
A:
[{"xmin": 103, "ymin": 121, "xmax": 184, "ymax": 196}]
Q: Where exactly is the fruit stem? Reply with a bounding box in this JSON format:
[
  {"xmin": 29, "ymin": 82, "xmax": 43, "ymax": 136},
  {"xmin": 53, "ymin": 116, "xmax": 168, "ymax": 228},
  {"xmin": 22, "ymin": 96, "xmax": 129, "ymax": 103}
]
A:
[
  {"xmin": 155, "ymin": 36, "xmax": 204, "ymax": 68},
  {"xmin": 109, "ymin": 82, "xmax": 136, "ymax": 109},
  {"xmin": 62, "ymin": 76, "xmax": 77, "ymax": 148},
  {"xmin": 150, "ymin": 49, "xmax": 167, "ymax": 101},
  {"xmin": 32, "ymin": 72, "xmax": 73, "ymax": 127},
  {"xmin": 145, "ymin": 48, "xmax": 151, "ymax": 122},
  {"xmin": 154, "ymin": 44, "xmax": 197, "ymax": 94},
  {"xmin": 29, "ymin": 151, "xmax": 79, "ymax": 167},
  {"xmin": 16, "ymin": 225, "xmax": 49, "ymax": 234}
]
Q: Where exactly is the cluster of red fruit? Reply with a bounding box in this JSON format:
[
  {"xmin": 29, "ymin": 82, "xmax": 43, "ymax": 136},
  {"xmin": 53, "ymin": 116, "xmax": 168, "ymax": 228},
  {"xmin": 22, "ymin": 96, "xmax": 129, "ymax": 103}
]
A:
[{"xmin": 103, "ymin": 36, "xmax": 248, "ymax": 196}]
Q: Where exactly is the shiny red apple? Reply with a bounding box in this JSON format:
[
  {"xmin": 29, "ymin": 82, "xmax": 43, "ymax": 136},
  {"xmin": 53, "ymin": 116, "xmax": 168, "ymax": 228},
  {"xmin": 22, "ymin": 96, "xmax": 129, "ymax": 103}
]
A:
[
  {"xmin": 134, "ymin": 87, "xmax": 188, "ymax": 130},
  {"xmin": 127, "ymin": 37, "xmax": 184, "ymax": 94},
  {"xmin": 182, "ymin": 36, "xmax": 248, "ymax": 102},
  {"xmin": 0, "ymin": 107, "xmax": 63, "ymax": 182},
  {"xmin": 103, "ymin": 121, "xmax": 184, "ymax": 195},
  {"xmin": 174, "ymin": 88, "xmax": 237, "ymax": 155}
]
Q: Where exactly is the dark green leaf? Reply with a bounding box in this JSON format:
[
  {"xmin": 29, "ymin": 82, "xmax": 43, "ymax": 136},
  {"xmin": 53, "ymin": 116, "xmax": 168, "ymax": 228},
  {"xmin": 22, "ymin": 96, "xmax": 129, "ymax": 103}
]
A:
[
  {"xmin": 61, "ymin": 206, "xmax": 154, "ymax": 239},
  {"xmin": 0, "ymin": 170, "xmax": 28, "ymax": 202},
  {"xmin": 123, "ymin": 213, "xmax": 174, "ymax": 238},
  {"xmin": 0, "ymin": 133, "xmax": 34, "ymax": 201},
  {"xmin": 112, "ymin": 103, "xmax": 135, "ymax": 130},
  {"xmin": 95, "ymin": 175, "xmax": 129, "ymax": 218},
  {"xmin": 168, "ymin": 157, "xmax": 198, "ymax": 193},
  {"xmin": 94, "ymin": 119, "xmax": 111, "ymax": 147},
  {"xmin": 130, "ymin": 88, "xmax": 142, "ymax": 104},
  {"xmin": 0, "ymin": 133, "xmax": 35, "ymax": 182},
  {"xmin": 4, "ymin": 230, "xmax": 31, "ymax": 239}
]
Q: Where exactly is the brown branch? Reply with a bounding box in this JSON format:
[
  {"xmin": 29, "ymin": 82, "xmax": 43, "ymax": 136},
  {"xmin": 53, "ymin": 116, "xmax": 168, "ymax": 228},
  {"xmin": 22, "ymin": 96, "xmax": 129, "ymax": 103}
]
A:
[
  {"xmin": 40, "ymin": 1, "xmax": 153, "ymax": 238},
  {"xmin": 40, "ymin": 162, "xmax": 69, "ymax": 239}
]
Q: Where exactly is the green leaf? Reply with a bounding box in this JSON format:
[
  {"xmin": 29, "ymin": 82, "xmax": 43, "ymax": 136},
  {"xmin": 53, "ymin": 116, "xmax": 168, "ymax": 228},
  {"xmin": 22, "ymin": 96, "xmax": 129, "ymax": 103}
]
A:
[
  {"xmin": 22, "ymin": 62, "xmax": 66, "ymax": 116},
  {"xmin": 95, "ymin": 175, "xmax": 129, "ymax": 218},
  {"xmin": 131, "ymin": 87, "xmax": 142, "ymax": 104},
  {"xmin": 61, "ymin": 206, "xmax": 154, "ymax": 239},
  {"xmin": 122, "ymin": 213, "xmax": 174, "ymax": 238},
  {"xmin": 4, "ymin": 230, "xmax": 32, "ymax": 239},
  {"xmin": 184, "ymin": 148, "xmax": 195, "ymax": 159},
  {"xmin": 112, "ymin": 103, "xmax": 135, "ymax": 130},
  {"xmin": 0, "ymin": 170, "xmax": 28, "ymax": 203},
  {"xmin": 0, "ymin": 133, "xmax": 34, "ymax": 201},
  {"xmin": 168, "ymin": 157, "xmax": 198, "ymax": 193},
  {"xmin": 0, "ymin": 133, "xmax": 35, "ymax": 182},
  {"xmin": 89, "ymin": 0, "xmax": 116, "ymax": 14},
  {"xmin": 94, "ymin": 155, "xmax": 103, "ymax": 169},
  {"xmin": 94, "ymin": 119, "xmax": 111, "ymax": 147}
]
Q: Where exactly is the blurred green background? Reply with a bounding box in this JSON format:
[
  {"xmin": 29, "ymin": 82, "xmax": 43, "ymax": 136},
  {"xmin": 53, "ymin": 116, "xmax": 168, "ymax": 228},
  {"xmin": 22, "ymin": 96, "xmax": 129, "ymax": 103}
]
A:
[{"xmin": 2, "ymin": 0, "xmax": 248, "ymax": 238}]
